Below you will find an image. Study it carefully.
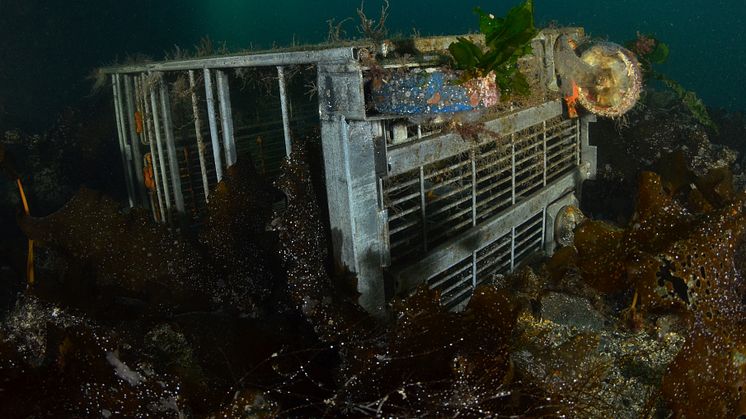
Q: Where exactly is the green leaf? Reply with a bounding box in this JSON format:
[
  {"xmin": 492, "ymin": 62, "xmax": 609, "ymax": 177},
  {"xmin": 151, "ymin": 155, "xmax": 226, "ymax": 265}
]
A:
[
  {"xmin": 647, "ymin": 41, "xmax": 669, "ymax": 64},
  {"xmin": 448, "ymin": 37, "xmax": 483, "ymax": 69}
]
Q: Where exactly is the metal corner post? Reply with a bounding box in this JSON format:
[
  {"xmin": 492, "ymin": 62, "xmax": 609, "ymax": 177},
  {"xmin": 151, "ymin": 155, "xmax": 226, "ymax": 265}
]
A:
[{"xmin": 317, "ymin": 61, "xmax": 386, "ymax": 316}]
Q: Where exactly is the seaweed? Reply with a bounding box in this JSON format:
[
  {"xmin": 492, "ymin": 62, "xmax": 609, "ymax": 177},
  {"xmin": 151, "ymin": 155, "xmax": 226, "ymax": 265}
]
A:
[
  {"xmin": 627, "ymin": 32, "xmax": 718, "ymax": 133},
  {"xmin": 448, "ymin": 0, "xmax": 537, "ymax": 98}
]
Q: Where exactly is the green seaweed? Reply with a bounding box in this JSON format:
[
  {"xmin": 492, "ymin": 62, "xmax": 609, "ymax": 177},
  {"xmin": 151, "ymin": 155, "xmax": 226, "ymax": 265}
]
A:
[
  {"xmin": 448, "ymin": 0, "xmax": 537, "ymax": 98},
  {"xmin": 627, "ymin": 33, "xmax": 717, "ymax": 133},
  {"xmin": 655, "ymin": 74, "xmax": 719, "ymax": 133}
]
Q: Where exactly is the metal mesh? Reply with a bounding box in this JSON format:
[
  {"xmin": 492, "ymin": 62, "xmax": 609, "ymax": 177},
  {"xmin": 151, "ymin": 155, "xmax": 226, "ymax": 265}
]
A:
[
  {"xmin": 423, "ymin": 210, "xmax": 546, "ymax": 310},
  {"xmin": 384, "ymin": 115, "xmax": 579, "ymax": 266}
]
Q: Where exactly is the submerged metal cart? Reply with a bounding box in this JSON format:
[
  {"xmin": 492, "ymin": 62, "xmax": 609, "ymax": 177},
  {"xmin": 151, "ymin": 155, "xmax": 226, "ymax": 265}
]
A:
[{"xmin": 101, "ymin": 28, "xmax": 597, "ymax": 314}]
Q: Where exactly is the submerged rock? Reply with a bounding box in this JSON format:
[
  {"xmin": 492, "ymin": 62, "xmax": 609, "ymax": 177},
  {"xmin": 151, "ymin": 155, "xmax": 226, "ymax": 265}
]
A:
[{"xmin": 512, "ymin": 306, "xmax": 684, "ymax": 418}]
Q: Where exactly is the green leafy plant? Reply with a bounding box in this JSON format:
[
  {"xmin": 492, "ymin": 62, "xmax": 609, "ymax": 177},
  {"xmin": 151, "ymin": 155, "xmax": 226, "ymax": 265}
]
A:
[
  {"xmin": 448, "ymin": 0, "xmax": 538, "ymax": 98},
  {"xmin": 627, "ymin": 33, "xmax": 718, "ymax": 133}
]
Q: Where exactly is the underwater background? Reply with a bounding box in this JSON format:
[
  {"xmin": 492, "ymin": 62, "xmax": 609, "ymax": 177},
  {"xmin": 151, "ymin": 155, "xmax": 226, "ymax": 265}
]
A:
[
  {"xmin": 4, "ymin": 1, "xmax": 746, "ymax": 417},
  {"xmin": 1, "ymin": 0, "xmax": 744, "ymax": 131}
]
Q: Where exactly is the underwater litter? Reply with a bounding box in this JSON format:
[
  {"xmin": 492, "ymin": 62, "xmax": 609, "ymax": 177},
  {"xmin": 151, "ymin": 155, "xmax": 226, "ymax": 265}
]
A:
[{"xmin": 1, "ymin": 0, "xmax": 746, "ymax": 417}]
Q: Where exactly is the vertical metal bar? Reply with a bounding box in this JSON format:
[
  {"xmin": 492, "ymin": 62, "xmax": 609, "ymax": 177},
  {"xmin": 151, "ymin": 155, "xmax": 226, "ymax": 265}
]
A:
[
  {"xmin": 511, "ymin": 132, "xmax": 516, "ymax": 205},
  {"xmin": 123, "ymin": 75, "xmax": 148, "ymax": 207},
  {"xmin": 510, "ymin": 226, "xmax": 516, "ymax": 272},
  {"xmin": 112, "ymin": 75, "xmax": 136, "ymax": 208},
  {"xmin": 149, "ymin": 76, "xmax": 172, "ymax": 213},
  {"xmin": 472, "ymin": 252, "xmax": 477, "ymax": 288},
  {"xmin": 188, "ymin": 70, "xmax": 211, "ymax": 202},
  {"xmin": 542, "ymin": 120, "xmax": 547, "ymax": 187},
  {"xmin": 575, "ymin": 118, "xmax": 581, "ymax": 166},
  {"xmin": 277, "ymin": 66, "xmax": 293, "ymax": 156},
  {"xmin": 141, "ymin": 75, "xmax": 167, "ymax": 222},
  {"xmin": 470, "ymin": 149, "xmax": 477, "ymax": 226},
  {"xmin": 216, "ymin": 70, "xmax": 237, "ymax": 167},
  {"xmin": 159, "ymin": 79, "xmax": 186, "ymax": 214},
  {"xmin": 419, "ymin": 166, "xmax": 427, "ymax": 252},
  {"xmin": 417, "ymin": 125, "xmax": 422, "ymax": 139},
  {"xmin": 133, "ymin": 76, "xmax": 158, "ymax": 221},
  {"xmin": 203, "ymin": 68, "xmax": 224, "ymax": 182},
  {"xmin": 541, "ymin": 206, "xmax": 547, "ymax": 248}
]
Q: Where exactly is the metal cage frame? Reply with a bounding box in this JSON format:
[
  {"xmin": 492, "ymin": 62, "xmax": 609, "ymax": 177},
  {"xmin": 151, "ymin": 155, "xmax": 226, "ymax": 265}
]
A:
[{"xmin": 101, "ymin": 28, "xmax": 597, "ymax": 315}]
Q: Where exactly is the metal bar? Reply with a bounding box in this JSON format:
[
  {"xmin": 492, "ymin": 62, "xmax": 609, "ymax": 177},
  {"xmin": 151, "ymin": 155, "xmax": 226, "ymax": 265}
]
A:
[
  {"xmin": 429, "ymin": 261, "xmax": 472, "ymax": 290},
  {"xmin": 389, "ymin": 218, "xmax": 420, "ymax": 235},
  {"xmin": 216, "ymin": 70, "xmax": 237, "ymax": 168},
  {"xmin": 541, "ymin": 206, "xmax": 547, "ymax": 248},
  {"xmin": 100, "ymin": 47, "xmax": 360, "ymax": 74},
  {"xmin": 141, "ymin": 74, "xmax": 167, "ymax": 222},
  {"xmin": 188, "ymin": 70, "xmax": 211, "ymax": 202},
  {"xmin": 419, "ymin": 166, "xmax": 427, "ymax": 252},
  {"xmin": 385, "ymin": 176, "xmax": 420, "ymax": 193},
  {"xmin": 123, "ymin": 75, "xmax": 148, "ymax": 207},
  {"xmin": 472, "ymin": 252, "xmax": 477, "ymax": 288},
  {"xmin": 277, "ymin": 66, "xmax": 293, "ymax": 156},
  {"xmin": 510, "ymin": 226, "xmax": 516, "ymax": 272},
  {"xmin": 471, "ymin": 150, "xmax": 477, "ymax": 227},
  {"xmin": 133, "ymin": 76, "xmax": 157, "ymax": 220},
  {"xmin": 575, "ymin": 118, "xmax": 581, "ymax": 166},
  {"xmin": 511, "ymin": 133, "xmax": 516, "ymax": 205},
  {"xmin": 424, "ymin": 159, "xmax": 472, "ymax": 180},
  {"xmin": 388, "ymin": 190, "xmax": 420, "ymax": 207},
  {"xmin": 149, "ymin": 77, "xmax": 173, "ymax": 213},
  {"xmin": 159, "ymin": 79, "xmax": 186, "ymax": 213},
  {"xmin": 515, "ymin": 237, "xmax": 543, "ymax": 260},
  {"xmin": 112, "ymin": 75, "xmax": 136, "ymax": 208},
  {"xmin": 388, "ymin": 205, "xmax": 421, "ymax": 222},
  {"xmin": 203, "ymin": 68, "xmax": 224, "ymax": 182},
  {"xmin": 543, "ymin": 120, "xmax": 548, "ymax": 187}
]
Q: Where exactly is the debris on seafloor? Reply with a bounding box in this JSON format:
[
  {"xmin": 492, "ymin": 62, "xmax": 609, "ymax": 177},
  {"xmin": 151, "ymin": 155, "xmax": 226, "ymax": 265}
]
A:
[{"xmin": 546, "ymin": 154, "xmax": 746, "ymax": 417}]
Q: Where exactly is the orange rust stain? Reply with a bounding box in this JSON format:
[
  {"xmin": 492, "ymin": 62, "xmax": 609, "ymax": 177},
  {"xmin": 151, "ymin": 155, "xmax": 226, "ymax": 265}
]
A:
[
  {"xmin": 143, "ymin": 153, "xmax": 155, "ymax": 191},
  {"xmin": 134, "ymin": 111, "xmax": 144, "ymax": 134},
  {"xmin": 469, "ymin": 90, "xmax": 480, "ymax": 107},
  {"xmin": 426, "ymin": 92, "xmax": 441, "ymax": 105},
  {"xmin": 564, "ymin": 81, "xmax": 580, "ymax": 119}
]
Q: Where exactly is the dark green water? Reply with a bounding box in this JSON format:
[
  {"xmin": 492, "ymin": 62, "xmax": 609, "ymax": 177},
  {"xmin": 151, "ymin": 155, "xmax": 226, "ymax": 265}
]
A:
[{"xmin": 1, "ymin": 0, "xmax": 744, "ymax": 130}]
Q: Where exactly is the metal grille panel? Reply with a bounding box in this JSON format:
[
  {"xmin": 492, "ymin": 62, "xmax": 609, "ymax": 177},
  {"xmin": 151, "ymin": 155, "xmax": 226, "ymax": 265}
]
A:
[{"xmin": 384, "ymin": 115, "xmax": 579, "ymax": 265}]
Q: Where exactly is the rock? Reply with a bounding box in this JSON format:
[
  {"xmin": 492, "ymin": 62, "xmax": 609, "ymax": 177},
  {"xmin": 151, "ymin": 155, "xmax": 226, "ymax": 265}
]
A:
[
  {"xmin": 539, "ymin": 291, "xmax": 606, "ymax": 331},
  {"xmin": 512, "ymin": 306, "xmax": 685, "ymax": 418}
]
